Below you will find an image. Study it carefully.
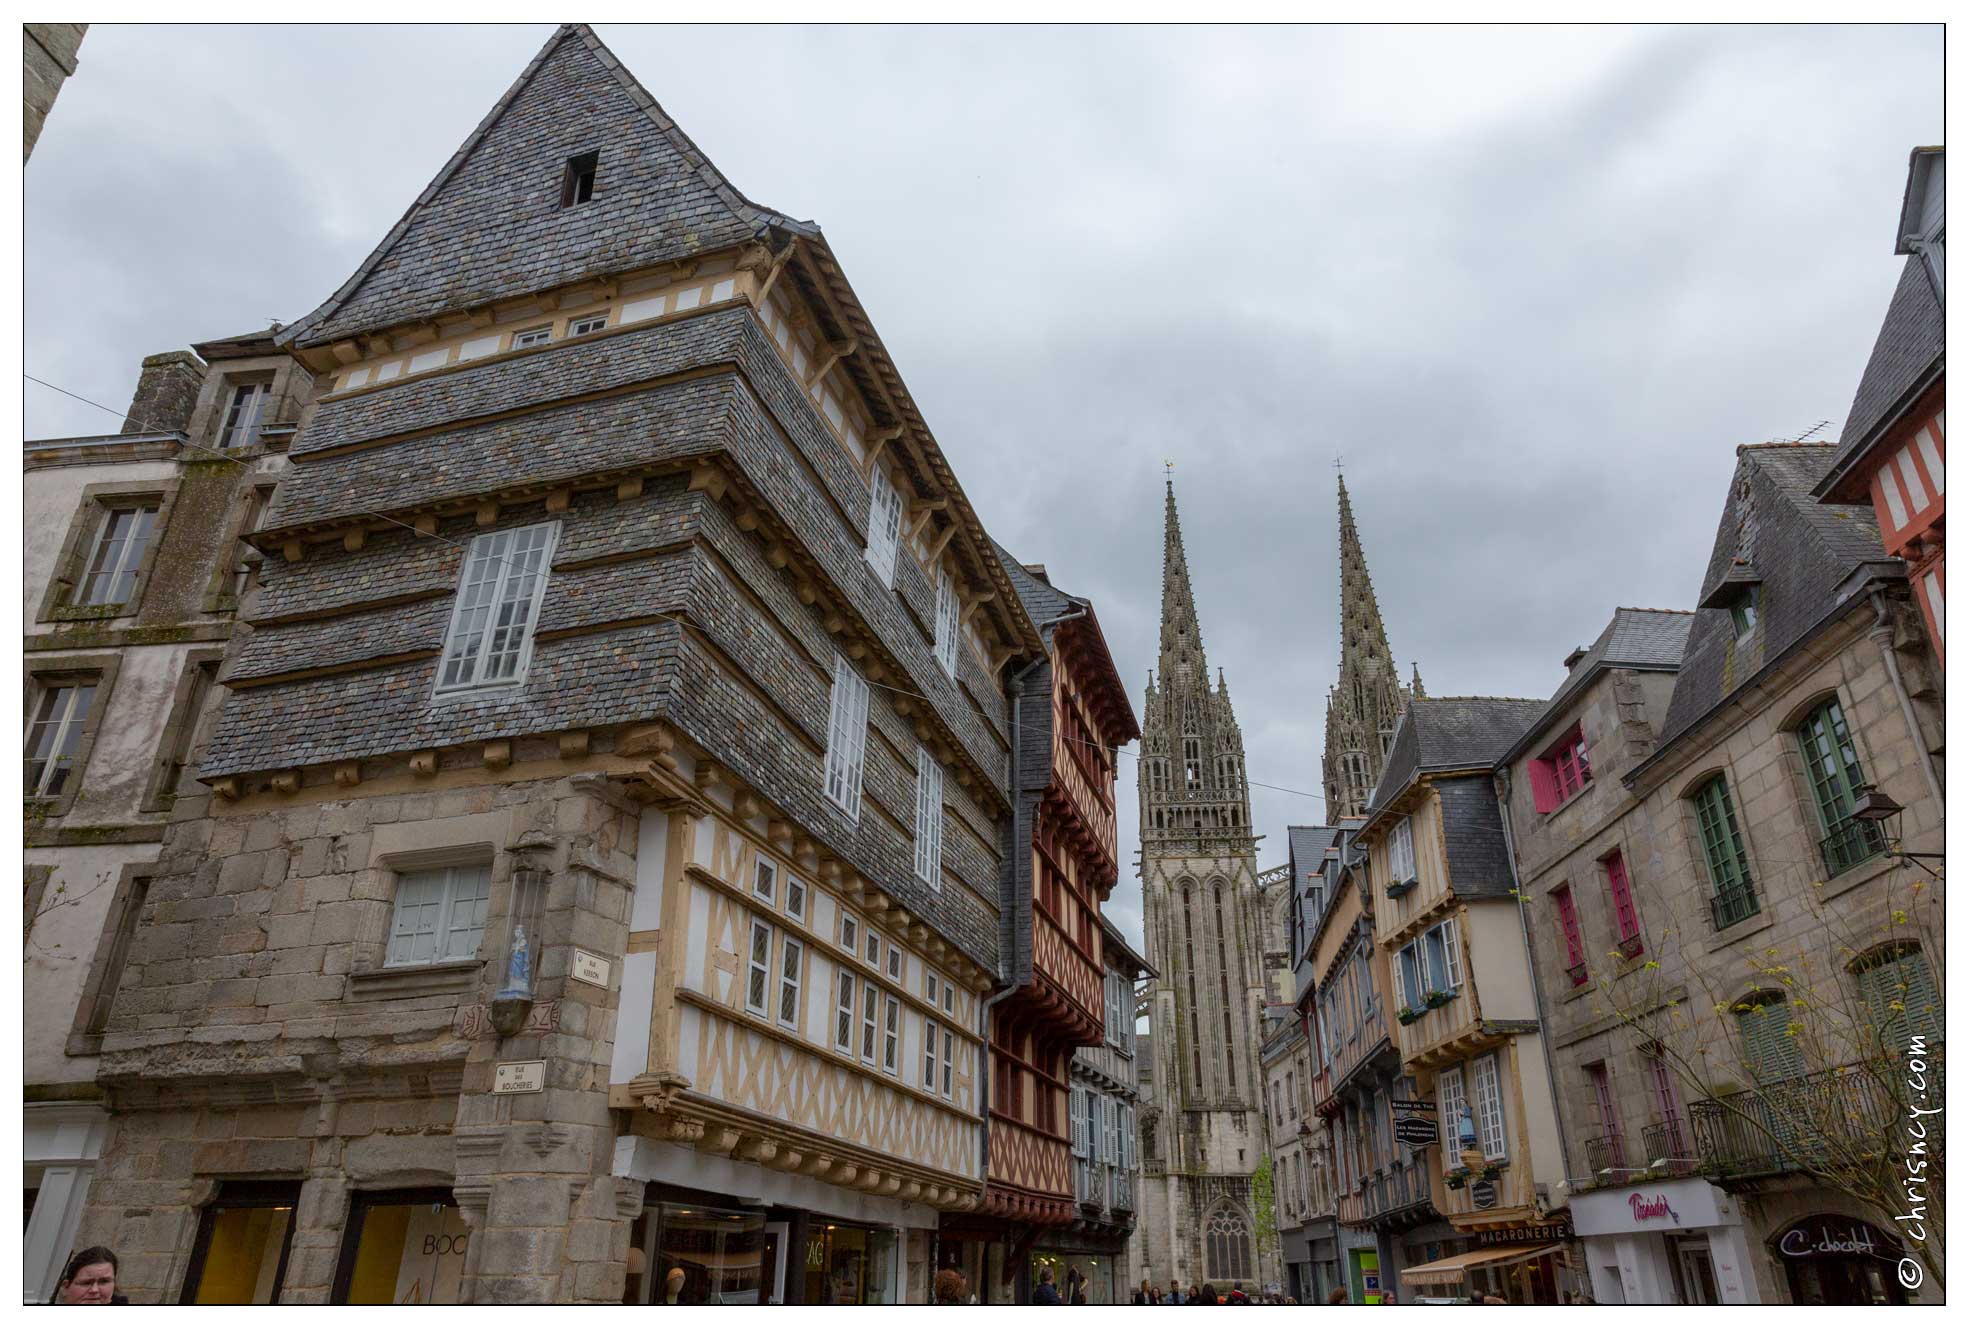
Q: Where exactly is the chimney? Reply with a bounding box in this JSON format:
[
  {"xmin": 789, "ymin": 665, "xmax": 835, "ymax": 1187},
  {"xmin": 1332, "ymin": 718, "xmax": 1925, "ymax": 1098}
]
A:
[{"xmin": 122, "ymin": 350, "xmax": 204, "ymax": 435}]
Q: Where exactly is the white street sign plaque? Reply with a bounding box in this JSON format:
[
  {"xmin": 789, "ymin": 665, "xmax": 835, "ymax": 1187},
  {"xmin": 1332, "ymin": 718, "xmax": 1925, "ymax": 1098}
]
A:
[
  {"xmin": 493, "ymin": 1060, "xmax": 546, "ymax": 1094},
  {"xmin": 570, "ymin": 949, "xmax": 611, "ymax": 988}
]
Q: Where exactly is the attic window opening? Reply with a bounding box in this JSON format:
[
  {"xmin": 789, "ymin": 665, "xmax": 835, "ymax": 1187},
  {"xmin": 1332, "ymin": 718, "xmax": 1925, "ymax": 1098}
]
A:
[
  {"xmin": 560, "ymin": 151, "xmax": 599, "ymax": 208},
  {"xmin": 1729, "ymin": 586, "xmax": 1760, "ymax": 640}
]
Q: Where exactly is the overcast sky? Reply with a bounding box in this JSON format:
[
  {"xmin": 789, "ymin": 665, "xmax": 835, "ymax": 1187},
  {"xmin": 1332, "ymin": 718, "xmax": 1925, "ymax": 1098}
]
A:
[{"xmin": 25, "ymin": 23, "xmax": 1941, "ymax": 953}]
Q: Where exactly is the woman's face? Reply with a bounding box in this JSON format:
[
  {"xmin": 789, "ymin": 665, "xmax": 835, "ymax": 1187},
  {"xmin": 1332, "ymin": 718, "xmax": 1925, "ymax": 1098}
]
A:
[{"xmin": 60, "ymin": 1262, "xmax": 116, "ymax": 1304}]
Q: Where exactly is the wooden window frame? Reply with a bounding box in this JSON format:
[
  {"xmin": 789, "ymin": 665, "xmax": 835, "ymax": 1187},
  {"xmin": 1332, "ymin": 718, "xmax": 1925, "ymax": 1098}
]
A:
[
  {"xmin": 37, "ymin": 480, "xmax": 182, "ymax": 623},
  {"xmin": 24, "ymin": 653, "xmax": 121, "ymax": 818},
  {"xmin": 140, "ymin": 648, "xmax": 226, "ymax": 813},
  {"xmin": 433, "ymin": 520, "xmax": 559, "ymax": 696},
  {"xmin": 1601, "ymin": 848, "xmax": 1644, "ymax": 956},
  {"xmin": 65, "ymin": 863, "xmax": 153, "ymax": 1056}
]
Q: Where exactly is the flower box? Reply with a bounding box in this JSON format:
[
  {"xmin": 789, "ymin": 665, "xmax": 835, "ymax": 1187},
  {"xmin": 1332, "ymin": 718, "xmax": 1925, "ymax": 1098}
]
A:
[
  {"xmin": 1425, "ymin": 990, "xmax": 1452, "ymax": 1010},
  {"xmin": 1397, "ymin": 1006, "xmax": 1421, "ymax": 1026}
]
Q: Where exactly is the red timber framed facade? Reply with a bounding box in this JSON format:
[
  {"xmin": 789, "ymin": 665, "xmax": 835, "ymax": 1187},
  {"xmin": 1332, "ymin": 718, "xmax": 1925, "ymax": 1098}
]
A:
[{"xmin": 942, "ymin": 565, "xmax": 1138, "ymax": 1301}]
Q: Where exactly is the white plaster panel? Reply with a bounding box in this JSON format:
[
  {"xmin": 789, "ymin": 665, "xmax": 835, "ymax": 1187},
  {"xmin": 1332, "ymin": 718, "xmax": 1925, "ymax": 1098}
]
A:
[
  {"xmin": 343, "ymin": 366, "xmax": 372, "ymax": 390},
  {"xmin": 711, "ymin": 278, "xmax": 736, "ymax": 303},
  {"xmin": 621, "ymin": 295, "xmax": 667, "ymax": 324},
  {"xmin": 408, "ymin": 347, "xmax": 451, "ymax": 375},
  {"xmin": 24, "ymin": 846, "xmax": 156, "ymax": 1084},
  {"xmin": 613, "ymin": 1134, "xmax": 937, "ymax": 1230},
  {"xmin": 632, "ymin": 808, "xmax": 668, "ymax": 930},
  {"xmin": 458, "ymin": 335, "xmax": 502, "ymax": 363},
  {"xmin": 374, "ymin": 361, "xmax": 402, "ymax": 382},
  {"xmin": 611, "ymin": 950, "xmax": 657, "ymax": 1084}
]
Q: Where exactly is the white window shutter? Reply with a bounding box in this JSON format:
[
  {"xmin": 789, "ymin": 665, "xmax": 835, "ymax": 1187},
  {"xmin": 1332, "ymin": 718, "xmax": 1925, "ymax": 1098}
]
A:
[
  {"xmin": 933, "ymin": 566, "xmax": 960, "ymax": 673},
  {"xmin": 1442, "ymin": 917, "xmax": 1463, "ymax": 991},
  {"xmin": 865, "ymin": 466, "xmax": 902, "ymax": 587}
]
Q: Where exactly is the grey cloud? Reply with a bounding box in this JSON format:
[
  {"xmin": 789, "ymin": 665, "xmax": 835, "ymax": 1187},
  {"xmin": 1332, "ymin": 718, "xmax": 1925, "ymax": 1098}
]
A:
[{"xmin": 25, "ymin": 23, "xmax": 1940, "ymax": 954}]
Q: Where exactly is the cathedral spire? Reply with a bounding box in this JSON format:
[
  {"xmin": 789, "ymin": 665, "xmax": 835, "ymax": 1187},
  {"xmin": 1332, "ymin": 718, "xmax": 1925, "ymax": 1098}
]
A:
[
  {"xmin": 1158, "ymin": 478, "xmax": 1209, "ymax": 692},
  {"xmin": 1323, "ymin": 476, "xmax": 1415, "ymax": 819}
]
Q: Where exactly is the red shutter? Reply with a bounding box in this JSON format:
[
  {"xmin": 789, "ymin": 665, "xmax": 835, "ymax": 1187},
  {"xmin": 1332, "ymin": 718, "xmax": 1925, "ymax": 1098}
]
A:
[
  {"xmin": 1553, "ymin": 886, "xmax": 1586, "ymax": 976},
  {"xmin": 1604, "ymin": 851, "xmax": 1641, "ymax": 948},
  {"xmin": 1529, "ymin": 757, "xmax": 1558, "ymax": 814}
]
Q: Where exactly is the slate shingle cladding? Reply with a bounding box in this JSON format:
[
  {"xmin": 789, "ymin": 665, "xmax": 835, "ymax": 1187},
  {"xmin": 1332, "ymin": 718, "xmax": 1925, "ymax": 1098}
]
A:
[
  {"xmin": 287, "ymin": 26, "xmax": 795, "ymax": 349},
  {"xmin": 1498, "ymin": 607, "xmax": 1693, "ymax": 766},
  {"xmin": 1822, "ymin": 252, "xmax": 1945, "ymax": 489},
  {"xmin": 1367, "ymin": 696, "xmax": 1547, "ymax": 816},
  {"xmin": 1654, "ymin": 444, "xmax": 1893, "ymax": 756},
  {"xmin": 1433, "ymin": 776, "xmax": 1516, "ymax": 900}
]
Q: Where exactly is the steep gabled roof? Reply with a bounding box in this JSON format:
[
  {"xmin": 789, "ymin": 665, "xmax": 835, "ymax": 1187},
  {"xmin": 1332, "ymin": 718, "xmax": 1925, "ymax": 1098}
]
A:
[
  {"xmin": 1498, "ymin": 608, "xmax": 1692, "ymax": 766},
  {"xmin": 1365, "ymin": 696, "xmax": 1545, "ymax": 821},
  {"xmin": 1817, "ymin": 252, "xmax": 1944, "ymax": 499},
  {"xmin": 281, "ymin": 24, "xmax": 808, "ymax": 349},
  {"xmin": 1644, "ymin": 444, "xmax": 1896, "ymax": 770}
]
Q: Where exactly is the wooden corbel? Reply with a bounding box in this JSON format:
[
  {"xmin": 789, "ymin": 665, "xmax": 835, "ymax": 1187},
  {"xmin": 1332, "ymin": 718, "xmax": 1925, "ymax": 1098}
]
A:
[
  {"xmin": 808, "ymin": 337, "xmax": 859, "ymax": 385},
  {"xmin": 409, "ymin": 750, "xmax": 441, "ymax": 777},
  {"xmin": 752, "ymin": 242, "xmax": 798, "ymax": 308},
  {"xmin": 616, "ymin": 475, "xmax": 645, "ymax": 502},
  {"xmin": 333, "ymin": 761, "xmax": 362, "ymax": 788},
  {"xmin": 545, "ymin": 488, "xmax": 572, "ymax": 514},
  {"xmin": 687, "ymin": 463, "xmax": 727, "ymax": 503},
  {"xmin": 329, "ymin": 341, "xmax": 362, "ymax": 366},
  {"xmin": 862, "ymin": 425, "xmax": 904, "ymax": 479},
  {"xmin": 270, "ymin": 769, "xmax": 302, "ymax": 796},
  {"xmin": 925, "ymin": 520, "xmax": 960, "ymax": 564},
  {"xmin": 414, "ymin": 514, "xmax": 439, "ymax": 536},
  {"xmin": 476, "ymin": 501, "xmax": 500, "ymax": 527},
  {"xmin": 695, "ymin": 760, "xmax": 727, "ymax": 790},
  {"xmin": 734, "ymin": 790, "xmax": 764, "ymax": 822},
  {"xmin": 342, "ymin": 528, "xmax": 366, "ymax": 553},
  {"xmin": 483, "ymin": 740, "xmax": 512, "ymax": 770},
  {"xmin": 558, "ymin": 730, "xmax": 591, "ymax": 760},
  {"xmin": 735, "ymin": 505, "xmax": 761, "ymax": 532},
  {"xmin": 209, "ymin": 776, "xmax": 240, "ymax": 800}
]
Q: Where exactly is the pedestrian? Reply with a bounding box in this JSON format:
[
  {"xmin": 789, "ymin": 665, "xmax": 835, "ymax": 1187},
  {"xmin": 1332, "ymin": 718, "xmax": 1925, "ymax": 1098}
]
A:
[
  {"xmin": 935, "ymin": 1268, "xmax": 970, "ymax": 1306},
  {"xmin": 1187, "ymin": 1283, "xmax": 1203, "ymax": 1305},
  {"xmin": 57, "ymin": 1248, "xmax": 120, "ymax": 1305},
  {"xmin": 1033, "ymin": 1266, "xmax": 1063, "ymax": 1306},
  {"xmin": 1327, "ymin": 1286, "xmax": 1348, "ymax": 1305},
  {"xmin": 1135, "ymin": 1279, "xmax": 1155, "ymax": 1305},
  {"xmin": 1196, "ymin": 1282, "xmax": 1217, "ymax": 1305},
  {"xmin": 1164, "ymin": 1282, "xmax": 1181, "ymax": 1305},
  {"xmin": 1067, "ymin": 1266, "xmax": 1088, "ymax": 1305}
]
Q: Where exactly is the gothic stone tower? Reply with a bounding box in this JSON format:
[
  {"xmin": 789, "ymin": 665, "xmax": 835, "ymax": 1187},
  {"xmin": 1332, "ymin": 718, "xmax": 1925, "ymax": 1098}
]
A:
[
  {"xmin": 1136, "ymin": 481, "xmax": 1271, "ymax": 1291},
  {"xmin": 1322, "ymin": 476, "xmax": 1421, "ymax": 819}
]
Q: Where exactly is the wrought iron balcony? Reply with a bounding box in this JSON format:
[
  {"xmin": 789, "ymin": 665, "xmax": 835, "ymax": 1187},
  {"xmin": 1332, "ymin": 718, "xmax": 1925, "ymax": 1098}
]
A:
[
  {"xmin": 1688, "ymin": 1064, "xmax": 1917, "ymax": 1178},
  {"xmin": 1818, "ymin": 816, "xmax": 1887, "ymax": 877},
  {"xmin": 1639, "ymin": 1117, "xmax": 1695, "ymax": 1174},
  {"xmin": 1709, "ymin": 878, "xmax": 1760, "ymax": 931},
  {"xmin": 1583, "ymin": 1132, "xmax": 1629, "ymax": 1175}
]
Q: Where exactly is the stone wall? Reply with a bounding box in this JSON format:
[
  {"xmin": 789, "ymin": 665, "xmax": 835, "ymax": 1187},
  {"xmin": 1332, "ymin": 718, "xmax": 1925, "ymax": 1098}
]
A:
[
  {"xmin": 78, "ymin": 768, "xmax": 649, "ymax": 1303},
  {"xmin": 24, "ymin": 23, "xmax": 85, "ymax": 161}
]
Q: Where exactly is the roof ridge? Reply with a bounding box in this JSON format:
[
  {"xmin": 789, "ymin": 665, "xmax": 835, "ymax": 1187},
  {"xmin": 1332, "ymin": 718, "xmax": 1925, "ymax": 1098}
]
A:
[
  {"xmin": 1614, "ymin": 606, "xmax": 1695, "ymax": 616},
  {"xmin": 1421, "ymin": 694, "xmax": 1545, "ymax": 703}
]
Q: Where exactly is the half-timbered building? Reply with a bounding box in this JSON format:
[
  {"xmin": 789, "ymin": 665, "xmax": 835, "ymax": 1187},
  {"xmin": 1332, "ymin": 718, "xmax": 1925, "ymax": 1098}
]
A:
[{"xmin": 74, "ymin": 25, "xmax": 1044, "ymax": 1305}]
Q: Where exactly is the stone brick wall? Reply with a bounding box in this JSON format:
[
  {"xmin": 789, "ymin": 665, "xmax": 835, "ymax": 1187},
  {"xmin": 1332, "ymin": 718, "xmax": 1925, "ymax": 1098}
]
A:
[
  {"xmin": 121, "ymin": 351, "xmax": 206, "ymax": 435},
  {"xmin": 80, "ymin": 770, "xmax": 647, "ymax": 1302},
  {"xmin": 24, "ymin": 23, "xmax": 85, "ymax": 161}
]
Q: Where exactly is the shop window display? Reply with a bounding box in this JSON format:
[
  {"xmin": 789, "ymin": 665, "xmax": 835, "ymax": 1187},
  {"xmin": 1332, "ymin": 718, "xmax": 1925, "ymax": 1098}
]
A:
[
  {"xmin": 332, "ymin": 1188, "xmax": 469, "ymax": 1304},
  {"xmin": 803, "ymin": 1222, "xmax": 898, "ymax": 1304},
  {"xmin": 180, "ymin": 1181, "xmax": 299, "ymax": 1304},
  {"xmin": 647, "ymin": 1204, "xmax": 767, "ymax": 1304}
]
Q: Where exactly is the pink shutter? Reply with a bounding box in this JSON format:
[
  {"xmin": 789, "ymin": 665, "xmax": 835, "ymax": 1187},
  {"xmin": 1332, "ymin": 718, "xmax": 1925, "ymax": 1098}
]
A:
[
  {"xmin": 1554, "ymin": 886, "xmax": 1585, "ymax": 972},
  {"xmin": 1604, "ymin": 851, "xmax": 1641, "ymax": 946},
  {"xmin": 1529, "ymin": 757, "xmax": 1558, "ymax": 814}
]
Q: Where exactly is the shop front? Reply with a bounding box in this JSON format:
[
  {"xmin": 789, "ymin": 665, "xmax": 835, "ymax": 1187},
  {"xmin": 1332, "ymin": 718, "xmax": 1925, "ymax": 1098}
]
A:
[
  {"xmin": 1771, "ymin": 1215, "xmax": 1910, "ymax": 1305},
  {"xmin": 624, "ymin": 1191, "xmax": 901, "ymax": 1306},
  {"xmin": 1029, "ymin": 1246, "xmax": 1119, "ymax": 1303},
  {"xmin": 1571, "ymin": 1178, "xmax": 1756, "ymax": 1304},
  {"xmin": 1397, "ymin": 1216, "xmax": 1571, "ymax": 1305},
  {"xmin": 331, "ymin": 1188, "xmax": 471, "ymax": 1304}
]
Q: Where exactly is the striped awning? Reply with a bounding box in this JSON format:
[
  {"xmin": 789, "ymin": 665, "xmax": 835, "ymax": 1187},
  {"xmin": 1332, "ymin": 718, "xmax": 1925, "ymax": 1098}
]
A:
[{"xmin": 1400, "ymin": 1243, "xmax": 1564, "ymax": 1286}]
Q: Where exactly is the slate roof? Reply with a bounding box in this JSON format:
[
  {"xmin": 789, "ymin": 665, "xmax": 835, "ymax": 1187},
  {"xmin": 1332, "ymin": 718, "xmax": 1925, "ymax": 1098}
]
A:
[
  {"xmin": 1287, "ymin": 825, "xmax": 1338, "ymax": 887},
  {"xmin": 1497, "ymin": 608, "xmax": 1692, "ymax": 765},
  {"xmin": 1644, "ymin": 444, "xmax": 1897, "ymax": 769},
  {"xmin": 998, "ymin": 542, "xmax": 1079, "ymax": 625},
  {"xmin": 282, "ymin": 25, "xmax": 807, "ymax": 349},
  {"xmin": 1817, "ymin": 250, "xmax": 1945, "ymax": 499},
  {"xmin": 1365, "ymin": 696, "xmax": 1547, "ymax": 820}
]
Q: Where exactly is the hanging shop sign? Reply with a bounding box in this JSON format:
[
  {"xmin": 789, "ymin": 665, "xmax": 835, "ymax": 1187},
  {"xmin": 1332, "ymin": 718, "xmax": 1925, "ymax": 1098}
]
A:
[
  {"xmin": 1469, "ymin": 1180, "xmax": 1499, "ymax": 1209},
  {"xmin": 1392, "ymin": 1098, "xmax": 1437, "ymax": 1146}
]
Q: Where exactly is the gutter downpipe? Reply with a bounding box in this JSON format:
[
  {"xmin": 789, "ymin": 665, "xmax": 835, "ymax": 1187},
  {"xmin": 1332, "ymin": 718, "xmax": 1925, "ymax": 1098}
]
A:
[
  {"xmin": 1869, "ymin": 588, "xmax": 1945, "ymax": 811},
  {"xmin": 979, "ymin": 600, "xmax": 1091, "ymax": 1205},
  {"xmin": 1494, "ymin": 767, "xmax": 1576, "ymax": 1195}
]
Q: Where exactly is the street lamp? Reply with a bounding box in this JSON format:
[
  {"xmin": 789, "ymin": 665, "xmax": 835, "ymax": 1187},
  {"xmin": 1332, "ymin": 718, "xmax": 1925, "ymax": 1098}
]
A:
[{"xmin": 1849, "ymin": 785, "xmax": 1945, "ymax": 874}]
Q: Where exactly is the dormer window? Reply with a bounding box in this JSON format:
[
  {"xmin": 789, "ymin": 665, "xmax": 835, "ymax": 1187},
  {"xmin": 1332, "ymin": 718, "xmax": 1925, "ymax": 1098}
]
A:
[
  {"xmin": 511, "ymin": 326, "xmax": 553, "ymax": 350},
  {"xmin": 567, "ymin": 312, "xmax": 608, "ymax": 337},
  {"xmin": 218, "ymin": 381, "xmax": 270, "ymax": 449},
  {"xmin": 1729, "ymin": 586, "xmax": 1760, "ymax": 640},
  {"xmin": 560, "ymin": 151, "xmax": 598, "ymax": 208}
]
